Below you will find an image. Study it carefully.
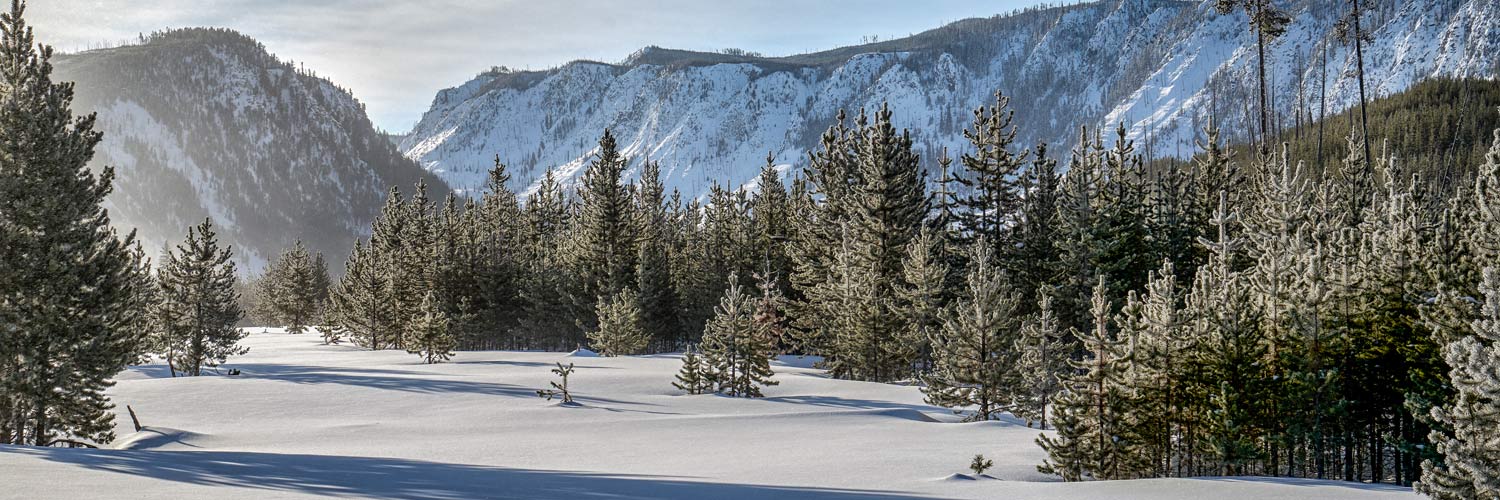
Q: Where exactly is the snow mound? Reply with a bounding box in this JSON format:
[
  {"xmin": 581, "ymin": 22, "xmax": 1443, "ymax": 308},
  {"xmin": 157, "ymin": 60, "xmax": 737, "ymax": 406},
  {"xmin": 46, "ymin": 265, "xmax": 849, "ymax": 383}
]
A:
[
  {"xmin": 112, "ymin": 427, "xmax": 206, "ymax": 450},
  {"xmin": 870, "ymin": 408, "xmax": 941, "ymax": 423},
  {"xmin": 937, "ymin": 473, "xmax": 999, "ymax": 481},
  {"xmin": 567, "ymin": 348, "xmax": 599, "ymax": 357}
]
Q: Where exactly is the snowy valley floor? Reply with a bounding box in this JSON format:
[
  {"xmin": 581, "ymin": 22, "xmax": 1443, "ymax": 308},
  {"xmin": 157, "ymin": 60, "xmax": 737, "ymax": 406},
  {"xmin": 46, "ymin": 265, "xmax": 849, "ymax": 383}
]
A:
[{"xmin": 2, "ymin": 329, "xmax": 1418, "ymax": 499}]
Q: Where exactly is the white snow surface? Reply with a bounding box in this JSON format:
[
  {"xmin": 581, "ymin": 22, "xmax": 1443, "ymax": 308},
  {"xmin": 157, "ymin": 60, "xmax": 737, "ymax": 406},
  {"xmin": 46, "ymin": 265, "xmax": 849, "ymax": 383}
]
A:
[{"xmin": 0, "ymin": 330, "xmax": 1419, "ymax": 499}]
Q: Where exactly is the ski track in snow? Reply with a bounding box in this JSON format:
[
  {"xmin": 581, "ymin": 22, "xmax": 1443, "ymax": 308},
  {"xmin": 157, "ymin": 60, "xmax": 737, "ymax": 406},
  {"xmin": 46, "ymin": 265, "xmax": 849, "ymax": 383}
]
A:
[{"xmin": 1, "ymin": 330, "xmax": 1419, "ymax": 499}]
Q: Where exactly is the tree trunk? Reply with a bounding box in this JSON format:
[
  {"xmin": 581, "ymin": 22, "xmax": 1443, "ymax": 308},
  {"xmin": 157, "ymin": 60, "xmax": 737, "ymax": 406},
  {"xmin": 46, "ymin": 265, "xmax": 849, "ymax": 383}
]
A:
[{"xmin": 1352, "ymin": 0, "xmax": 1373, "ymax": 171}]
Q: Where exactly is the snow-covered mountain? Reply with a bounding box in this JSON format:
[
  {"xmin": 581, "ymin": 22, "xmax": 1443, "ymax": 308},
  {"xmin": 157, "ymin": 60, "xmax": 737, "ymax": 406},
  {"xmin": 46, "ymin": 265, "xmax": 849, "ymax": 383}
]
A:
[
  {"xmin": 402, "ymin": 0, "xmax": 1500, "ymax": 199},
  {"xmin": 56, "ymin": 28, "xmax": 447, "ymax": 271}
]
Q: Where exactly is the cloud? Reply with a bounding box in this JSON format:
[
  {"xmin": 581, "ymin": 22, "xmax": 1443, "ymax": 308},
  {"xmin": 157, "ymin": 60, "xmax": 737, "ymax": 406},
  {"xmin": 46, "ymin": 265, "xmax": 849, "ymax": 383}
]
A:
[{"xmin": 29, "ymin": 0, "xmax": 1032, "ymax": 131}]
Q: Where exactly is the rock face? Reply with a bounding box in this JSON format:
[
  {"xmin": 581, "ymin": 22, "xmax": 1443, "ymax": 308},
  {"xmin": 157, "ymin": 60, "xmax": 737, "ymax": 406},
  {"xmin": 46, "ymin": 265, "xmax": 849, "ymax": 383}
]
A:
[
  {"xmin": 55, "ymin": 28, "xmax": 447, "ymax": 271},
  {"xmin": 401, "ymin": 0, "xmax": 1500, "ymax": 200}
]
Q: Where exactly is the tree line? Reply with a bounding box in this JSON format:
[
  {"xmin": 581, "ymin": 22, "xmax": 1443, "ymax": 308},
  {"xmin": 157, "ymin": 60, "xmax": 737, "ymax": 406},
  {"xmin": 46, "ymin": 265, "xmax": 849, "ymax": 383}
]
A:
[{"xmin": 306, "ymin": 91, "xmax": 1499, "ymax": 494}]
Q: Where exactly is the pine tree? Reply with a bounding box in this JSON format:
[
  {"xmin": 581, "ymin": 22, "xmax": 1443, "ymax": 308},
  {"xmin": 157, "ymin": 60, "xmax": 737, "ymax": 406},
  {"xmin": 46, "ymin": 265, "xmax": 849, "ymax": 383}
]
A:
[
  {"xmin": 751, "ymin": 153, "xmax": 794, "ymax": 295},
  {"xmin": 635, "ymin": 160, "xmax": 677, "ymax": 349},
  {"xmin": 0, "ymin": 0, "xmax": 151, "ymax": 445},
  {"xmin": 156, "ymin": 219, "xmax": 247, "ymax": 377},
  {"xmin": 1418, "ymin": 267, "xmax": 1500, "ymax": 499},
  {"xmin": 673, "ymin": 345, "xmax": 713, "ymax": 395},
  {"xmin": 517, "ymin": 168, "xmax": 577, "ymax": 350},
  {"xmin": 568, "ymin": 129, "xmax": 638, "ymax": 331},
  {"xmin": 258, "ymin": 240, "xmax": 323, "ymax": 336},
  {"xmin": 1095, "ymin": 124, "xmax": 1154, "ymax": 300},
  {"xmin": 1014, "ymin": 144, "xmax": 1064, "ymax": 307},
  {"xmin": 1189, "ymin": 193, "xmax": 1265, "ymax": 475},
  {"xmin": 537, "ymin": 362, "xmax": 575, "ymax": 403},
  {"xmin": 406, "ymin": 290, "xmax": 455, "ymax": 364},
  {"xmin": 1124, "ymin": 261, "xmax": 1191, "ymax": 477},
  {"xmin": 1214, "ymin": 0, "xmax": 1291, "ymax": 153},
  {"xmin": 701, "ymin": 273, "xmax": 778, "ymax": 397},
  {"xmin": 1038, "ymin": 276, "xmax": 1141, "ymax": 480},
  {"xmin": 837, "ymin": 104, "xmax": 928, "ymax": 381},
  {"xmin": 588, "ymin": 289, "xmax": 651, "ymax": 356},
  {"xmin": 1055, "ymin": 128, "xmax": 1109, "ymax": 332},
  {"xmin": 923, "ymin": 242, "xmax": 1023, "ymax": 422},
  {"xmin": 1013, "ymin": 291, "xmax": 1074, "ymax": 430},
  {"xmin": 955, "ymin": 91, "xmax": 1028, "ymax": 253},
  {"xmin": 328, "ymin": 241, "xmax": 389, "ymax": 349},
  {"xmin": 899, "ymin": 228, "xmax": 950, "ymax": 372}
]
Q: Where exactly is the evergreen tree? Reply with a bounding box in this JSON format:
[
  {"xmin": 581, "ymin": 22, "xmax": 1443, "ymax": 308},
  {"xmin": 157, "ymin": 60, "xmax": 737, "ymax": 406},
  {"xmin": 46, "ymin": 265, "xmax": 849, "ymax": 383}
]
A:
[
  {"xmin": 328, "ymin": 241, "xmax": 390, "ymax": 349},
  {"xmin": 1038, "ymin": 276, "xmax": 1142, "ymax": 480},
  {"xmin": 899, "ymin": 228, "xmax": 950, "ymax": 372},
  {"xmin": 537, "ymin": 362, "xmax": 575, "ymax": 403},
  {"xmin": 156, "ymin": 219, "xmax": 247, "ymax": 377},
  {"xmin": 0, "ymin": 0, "xmax": 151, "ymax": 445},
  {"xmin": 635, "ymin": 160, "xmax": 677, "ymax": 349},
  {"xmin": 673, "ymin": 345, "xmax": 713, "ymax": 395},
  {"xmin": 1214, "ymin": 0, "xmax": 1291, "ymax": 152},
  {"xmin": 923, "ymin": 242, "xmax": 1023, "ymax": 422},
  {"xmin": 955, "ymin": 91, "xmax": 1028, "ymax": 254},
  {"xmin": 517, "ymin": 168, "xmax": 578, "ymax": 350},
  {"xmin": 1418, "ymin": 267, "xmax": 1500, "ymax": 499},
  {"xmin": 258, "ymin": 240, "xmax": 324, "ymax": 336},
  {"xmin": 836, "ymin": 104, "xmax": 928, "ymax": 381},
  {"xmin": 751, "ymin": 153, "xmax": 794, "ymax": 295},
  {"xmin": 1014, "ymin": 144, "xmax": 1063, "ymax": 307},
  {"xmin": 1095, "ymin": 124, "xmax": 1154, "ymax": 300},
  {"xmin": 1013, "ymin": 291, "xmax": 1074, "ymax": 430},
  {"xmin": 588, "ymin": 289, "xmax": 651, "ymax": 356},
  {"xmin": 701, "ymin": 273, "xmax": 778, "ymax": 397},
  {"xmin": 406, "ymin": 290, "xmax": 455, "ymax": 364},
  {"xmin": 568, "ymin": 129, "xmax": 638, "ymax": 331},
  {"xmin": 1189, "ymin": 193, "xmax": 1264, "ymax": 475}
]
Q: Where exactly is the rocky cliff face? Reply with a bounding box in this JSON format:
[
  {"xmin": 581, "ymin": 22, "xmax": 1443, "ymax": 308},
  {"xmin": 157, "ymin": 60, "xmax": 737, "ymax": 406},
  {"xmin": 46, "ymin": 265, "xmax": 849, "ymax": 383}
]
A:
[
  {"xmin": 401, "ymin": 0, "xmax": 1499, "ymax": 200},
  {"xmin": 56, "ymin": 28, "xmax": 447, "ymax": 271}
]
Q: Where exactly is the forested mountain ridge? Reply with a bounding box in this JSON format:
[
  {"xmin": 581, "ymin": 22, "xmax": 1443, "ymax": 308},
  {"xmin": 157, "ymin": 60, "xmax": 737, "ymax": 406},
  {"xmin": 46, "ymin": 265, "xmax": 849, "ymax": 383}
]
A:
[
  {"xmin": 401, "ymin": 0, "xmax": 1499, "ymax": 199},
  {"xmin": 54, "ymin": 28, "xmax": 448, "ymax": 272}
]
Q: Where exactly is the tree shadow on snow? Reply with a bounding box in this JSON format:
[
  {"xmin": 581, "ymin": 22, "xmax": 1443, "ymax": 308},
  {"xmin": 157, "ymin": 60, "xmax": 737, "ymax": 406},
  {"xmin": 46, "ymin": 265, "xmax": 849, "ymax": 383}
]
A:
[
  {"xmin": 1187, "ymin": 476, "xmax": 1416, "ymax": 493},
  {"xmin": 225, "ymin": 363, "xmax": 656, "ymax": 409},
  {"xmin": 5, "ymin": 447, "xmax": 940, "ymax": 500},
  {"xmin": 761, "ymin": 394, "xmax": 945, "ymax": 414}
]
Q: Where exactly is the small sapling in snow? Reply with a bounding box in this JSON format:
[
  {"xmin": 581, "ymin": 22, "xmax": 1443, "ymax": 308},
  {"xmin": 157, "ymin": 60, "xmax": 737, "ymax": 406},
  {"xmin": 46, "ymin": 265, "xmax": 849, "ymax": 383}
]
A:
[
  {"xmin": 970, "ymin": 454, "xmax": 993, "ymax": 476},
  {"xmin": 536, "ymin": 362, "xmax": 575, "ymax": 403}
]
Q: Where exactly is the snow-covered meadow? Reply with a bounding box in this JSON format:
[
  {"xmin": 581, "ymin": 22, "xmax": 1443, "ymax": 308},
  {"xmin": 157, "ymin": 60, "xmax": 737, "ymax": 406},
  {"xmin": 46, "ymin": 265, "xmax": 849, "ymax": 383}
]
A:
[{"xmin": 0, "ymin": 329, "xmax": 1418, "ymax": 499}]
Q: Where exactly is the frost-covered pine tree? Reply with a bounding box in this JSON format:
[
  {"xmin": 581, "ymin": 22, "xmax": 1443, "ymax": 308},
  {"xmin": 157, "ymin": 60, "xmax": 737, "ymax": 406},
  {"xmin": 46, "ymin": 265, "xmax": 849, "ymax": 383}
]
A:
[
  {"xmin": 588, "ymin": 289, "xmax": 651, "ymax": 356},
  {"xmin": 839, "ymin": 103, "xmax": 928, "ymax": 381},
  {"xmin": 1012, "ymin": 291, "xmax": 1073, "ymax": 430},
  {"xmin": 1418, "ymin": 267, "xmax": 1500, "ymax": 499},
  {"xmin": 900, "ymin": 228, "xmax": 951, "ymax": 373},
  {"xmin": 672, "ymin": 345, "xmax": 713, "ymax": 395},
  {"xmin": 923, "ymin": 242, "xmax": 1023, "ymax": 422},
  {"xmin": 701, "ymin": 273, "xmax": 778, "ymax": 397},
  {"xmin": 1038, "ymin": 276, "xmax": 1140, "ymax": 481},
  {"xmin": 0, "ymin": 0, "xmax": 152, "ymax": 445},
  {"xmin": 156, "ymin": 219, "xmax": 247, "ymax": 377},
  {"xmin": 1125, "ymin": 261, "xmax": 1189, "ymax": 476},
  {"xmin": 1189, "ymin": 192, "xmax": 1265, "ymax": 475},
  {"xmin": 955, "ymin": 91, "xmax": 1028, "ymax": 253},
  {"xmin": 405, "ymin": 289, "xmax": 455, "ymax": 364}
]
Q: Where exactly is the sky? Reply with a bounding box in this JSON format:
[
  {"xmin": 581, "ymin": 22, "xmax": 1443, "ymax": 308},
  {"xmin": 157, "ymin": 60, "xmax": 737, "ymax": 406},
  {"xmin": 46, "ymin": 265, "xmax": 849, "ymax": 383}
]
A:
[{"xmin": 30, "ymin": 1, "xmax": 1040, "ymax": 132}]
